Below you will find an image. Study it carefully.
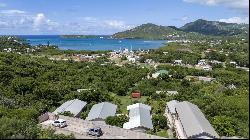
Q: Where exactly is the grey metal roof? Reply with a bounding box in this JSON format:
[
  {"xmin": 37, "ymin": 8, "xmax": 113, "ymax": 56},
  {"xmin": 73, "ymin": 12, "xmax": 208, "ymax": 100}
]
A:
[
  {"xmin": 123, "ymin": 103, "xmax": 153, "ymax": 129},
  {"xmin": 198, "ymin": 76, "xmax": 215, "ymax": 82},
  {"xmin": 53, "ymin": 99, "xmax": 87, "ymax": 117},
  {"xmin": 86, "ymin": 102, "xmax": 117, "ymax": 121},
  {"xmin": 166, "ymin": 91, "xmax": 178, "ymax": 95},
  {"xmin": 166, "ymin": 100, "xmax": 179, "ymax": 114},
  {"xmin": 175, "ymin": 101, "xmax": 219, "ymax": 138}
]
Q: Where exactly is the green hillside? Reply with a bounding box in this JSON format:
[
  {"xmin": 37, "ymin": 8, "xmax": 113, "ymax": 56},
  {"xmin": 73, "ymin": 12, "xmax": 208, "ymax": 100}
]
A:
[
  {"xmin": 112, "ymin": 20, "xmax": 249, "ymax": 40},
  {"xmin": 112, "ymin": 23, "xmax": 195, "ymax": 40},
  {"xmin": 180, "ymin": 19, "xmax": 249, "ymax": 37}
]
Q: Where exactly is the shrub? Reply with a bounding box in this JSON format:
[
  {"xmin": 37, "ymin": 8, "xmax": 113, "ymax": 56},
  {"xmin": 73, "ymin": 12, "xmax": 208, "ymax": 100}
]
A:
[
  {"xmin": 59, "ymin": 111, "xmax": 74, "ymax": 117},
  {"xmin": 105, "ymin": 115, "xmax": 128, "ymax": 128}
]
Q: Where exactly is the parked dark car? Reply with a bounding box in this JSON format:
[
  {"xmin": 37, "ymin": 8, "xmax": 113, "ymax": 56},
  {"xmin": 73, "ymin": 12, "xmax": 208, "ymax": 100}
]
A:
[{"xmin": 87, "ymin": 127, "xmax": 103, "ymax": 137}]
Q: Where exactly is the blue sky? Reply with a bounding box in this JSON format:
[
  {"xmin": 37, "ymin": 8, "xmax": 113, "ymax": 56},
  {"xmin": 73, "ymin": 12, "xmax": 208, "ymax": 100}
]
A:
[{"xmin": 0, "ymin": 0, "xmax": 248, "ymax": 35}]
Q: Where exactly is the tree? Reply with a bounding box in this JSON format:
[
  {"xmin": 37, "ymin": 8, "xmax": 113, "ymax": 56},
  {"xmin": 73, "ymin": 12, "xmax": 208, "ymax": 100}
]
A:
[
  {"xmin": 211, "ymin": 116, "xmax": 237, "ymax": 137},
  {"xmin": 59, "ymin": 111, "xmax": 74, "ymax": 117},
  {"xmin": 121, "ymin": 55, "xmax": 127, "ymax": 60},
  {"xmin": 181, "ymin": 79, "xmax": 190, "ymax": 87},
  {"xmin": 105, "ymin": 115, "xmax": 128, "ymax": 128},
  {"xmin": 151, "ymin": 114, "xmax": 168, "ymax": 132},
  {"xmin": 80, "ymin": 112, "xmax": 88, "ymax": 120}
]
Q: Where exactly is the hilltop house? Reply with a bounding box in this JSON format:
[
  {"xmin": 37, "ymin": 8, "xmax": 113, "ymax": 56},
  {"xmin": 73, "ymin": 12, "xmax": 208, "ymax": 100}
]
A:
[
  {"xmin": 210, "ymin": 60, "xmax": 222, "ymax": 65},
  {"xmin": 53, "ymin": 99, "xmax": 87, "ymax": 117},
  {"xmin": 152, "ymin": 70, "xmax": 169, "ymax": 78},
  {"xmin": 165, "ymin": 100, "xmax": 219, "ymax": 139},
  {"xmin": 156, "ymin": 90, "xmax": 178, "ymax": 96},
  {"xmin": 174, "ymin": 60, "xmax": 182, "ymax": 66},
  {"xmin": 202, "ymin": 65, "xmax": 212, "ymax": 71},
  {"xmin": 166, "ymin": 91, "xmax": 178, "ymax": 96},
  {"xmin": 77, "ymin": 89, "xmax": 92, "ymax": 92},
  {"xmin": 198, "ymin": 76, "xmax": 215, "ymax": 82},
  {"xmin": 227, "ymin": 84, "xmax": 236, "ymax": 90},
  {"xmin": 123, "ymin": 103, "xmax": 153, "ymax": 132},
  {"xmin": 229, "ymin": 61, "xmax": 237, "ymax": 67},
  {"xmin": 198, "ymin": 59, "xmax": 206, "ymax": 66},
  {"xmin": 86, "ymin": 102, "xmax": 117, "ymax": 121}
]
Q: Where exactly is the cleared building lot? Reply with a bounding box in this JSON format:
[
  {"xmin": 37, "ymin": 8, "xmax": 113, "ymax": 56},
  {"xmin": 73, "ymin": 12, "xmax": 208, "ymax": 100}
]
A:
[{"xmin": 40, "ymin": 115, "xmax": 166, "ymax": 139}]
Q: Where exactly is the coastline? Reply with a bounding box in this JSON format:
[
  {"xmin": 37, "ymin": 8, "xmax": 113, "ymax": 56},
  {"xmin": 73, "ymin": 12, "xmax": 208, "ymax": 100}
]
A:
[{"xmin": 18, "ymin": 35, "xmax": 167, "ymax": 51}]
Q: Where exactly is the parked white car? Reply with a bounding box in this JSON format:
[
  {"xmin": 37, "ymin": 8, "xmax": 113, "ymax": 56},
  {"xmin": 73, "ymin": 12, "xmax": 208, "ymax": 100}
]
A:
[{"xmin": 52, "ymin": 119, "xmax": 67, "ymax": 128}]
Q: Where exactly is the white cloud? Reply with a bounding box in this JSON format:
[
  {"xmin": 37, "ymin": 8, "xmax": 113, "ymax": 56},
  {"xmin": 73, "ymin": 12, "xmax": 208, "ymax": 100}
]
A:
[
  {"xmin": 0, "ymin": 10, "xmax": 26, "ymax": 14},
  {"xmin": 219, "ymin": 17, "xmax": 249, "ymax": 24},
  {"xmin": 103, "ymin": 20, "xmax": 133, "ymax": 30},
  {"xmin": 33, "ymin": 13, "xmax": 45, "ymax": 27},
  {"xmin": 83, "ymin": 17, "xmax": 97, "ymax": 22},
  {"xmin": 0, "ymin": 9, "xmax": 133, "ymax": 34},
  {"xmin": 0, "ymin": 21, "xmax": 8, "ymax": 27},
  {"xmin": 183, "ymin": 0, "xmax": 249, "ymax": 14},
  {"xmin": 0, "ymin": 3, "xmax": 6, "ymax": 7},
  {"xmin": 181, "ymin": 16, "xmax": 189, "ymax": 21},
  {"xmin": 0, "ymin": 10, "xmax": 59, "ymax": 34},
  {"xmin": 32, "ymin": 13, "xmax": 59, "ymax": 31}
]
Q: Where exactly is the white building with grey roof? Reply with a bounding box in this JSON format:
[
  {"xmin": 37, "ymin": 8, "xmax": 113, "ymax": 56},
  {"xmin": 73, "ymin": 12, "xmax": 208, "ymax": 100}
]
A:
[
  {"xmin": 86, "ymin": 102, "xmax": 117, "ymax": 121},
  {"xmin": 53, "ymin": 99, "xmax": 87, "ymax": 117},
  {"xmin": 165, "ymin": 100, "xmax": 179, "ymax": 129},
  {"xmin": 165, "ymin": 100, "xmax": 219, "ymax": 139},
  {"xmin": 198, "ymin": 76, "xmax": 215, "ymax": 82},
  {"xmin": 123, "ymin": 103, "xmax": 153, "ymax": 132}
]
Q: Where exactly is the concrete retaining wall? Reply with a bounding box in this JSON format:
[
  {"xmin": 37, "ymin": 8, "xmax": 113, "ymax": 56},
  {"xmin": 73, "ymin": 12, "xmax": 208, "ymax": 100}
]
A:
[{"xmin": 38, "ymin": 112, "xmax": 58, "ymax": 123}]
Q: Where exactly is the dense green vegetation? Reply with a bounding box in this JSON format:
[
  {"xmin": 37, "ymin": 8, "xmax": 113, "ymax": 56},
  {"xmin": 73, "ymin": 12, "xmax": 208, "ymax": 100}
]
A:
[
  {"xmin": 0, "ymin": 106, "xmax": 75, "ymax": 138},
  {"xmin": 0, "ymin": 34, "xmax": 248, "ymax": 139},
  {"xmin": 0, "ymin": 38, "xmax": 149, "ymax": 138}
]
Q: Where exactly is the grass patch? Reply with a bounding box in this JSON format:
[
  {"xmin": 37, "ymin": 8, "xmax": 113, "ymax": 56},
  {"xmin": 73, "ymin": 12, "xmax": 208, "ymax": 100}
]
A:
[
  {"xmin": 138, "ymin": 63, "xmax": 154, "ymax": 69},
  {"xmin": 117, "ymin": 95, "xmax": 149, "ymax": 114},
  {"xmin": 156, "ymin": 129, "xmax": 169, "ymax": 138}
]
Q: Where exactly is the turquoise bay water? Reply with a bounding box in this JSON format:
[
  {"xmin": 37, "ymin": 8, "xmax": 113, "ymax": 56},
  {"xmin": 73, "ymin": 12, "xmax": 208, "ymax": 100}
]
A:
[{"xmin": 18, "ymin": 35, "xmax": 166, "ymax": 51}]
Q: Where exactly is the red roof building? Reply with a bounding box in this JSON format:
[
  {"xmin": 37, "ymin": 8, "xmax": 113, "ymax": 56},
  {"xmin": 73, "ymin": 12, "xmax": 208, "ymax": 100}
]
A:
[{"xmin": 131, "ymin": 92, "xmax": 141, "ymax": 98}]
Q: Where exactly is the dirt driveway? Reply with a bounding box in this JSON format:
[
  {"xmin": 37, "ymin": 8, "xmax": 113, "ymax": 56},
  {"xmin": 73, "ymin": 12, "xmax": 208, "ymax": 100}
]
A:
[{"xmin": 40, "ymin": 115, "xmax": 166, "ymax": 139}]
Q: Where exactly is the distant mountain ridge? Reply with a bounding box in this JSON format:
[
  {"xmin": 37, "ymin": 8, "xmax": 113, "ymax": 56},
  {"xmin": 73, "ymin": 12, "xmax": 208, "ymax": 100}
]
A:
[
  {"xmin": 112, "ymin": 23, "xmax": 183, "ymax": 40},
  {"xmin": 112, "ymin": 19, "xmax": 249, "ymax": 40},
  {"xmin": 180, "ymin": 19, "xmax": 249, "ymax": 36}
]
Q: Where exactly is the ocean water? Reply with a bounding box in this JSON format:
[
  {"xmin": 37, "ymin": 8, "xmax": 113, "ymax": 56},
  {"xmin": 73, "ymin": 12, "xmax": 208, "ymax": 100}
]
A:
[{"xmin": 17, "ymin": 35, "xmax": 167, "ymax": 51}]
